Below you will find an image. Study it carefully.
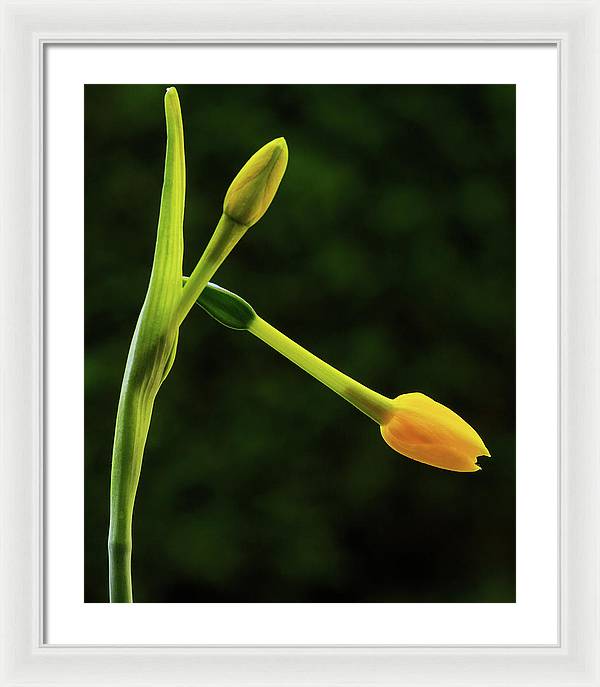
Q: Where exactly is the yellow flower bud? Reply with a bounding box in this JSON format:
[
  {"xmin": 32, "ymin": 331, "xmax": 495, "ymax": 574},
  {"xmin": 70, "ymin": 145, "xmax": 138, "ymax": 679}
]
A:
[
  {"xmin": 223, "ymin": 137, "xmax": 288, "ymax": 227},
  {"xmin": 380, "ymin": 393, "xmax": 490, "ymax": 472}
]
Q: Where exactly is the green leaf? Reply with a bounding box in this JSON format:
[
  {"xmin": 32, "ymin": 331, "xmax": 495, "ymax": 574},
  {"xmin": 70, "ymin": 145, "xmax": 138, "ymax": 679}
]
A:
[{"xmin": 108, "ymin": 87, "xmax": 186, "ymax": 602}]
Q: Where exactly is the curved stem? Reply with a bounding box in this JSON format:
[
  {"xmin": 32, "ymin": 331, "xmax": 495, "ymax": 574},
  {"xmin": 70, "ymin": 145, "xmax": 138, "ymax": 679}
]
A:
[
  {"xmin": 249, "ymin": 317, "xmax": 394, "ymax": 424},
  {"xmin": 108, "ymin": 87, "xmax": 185, "ymax": 603}
]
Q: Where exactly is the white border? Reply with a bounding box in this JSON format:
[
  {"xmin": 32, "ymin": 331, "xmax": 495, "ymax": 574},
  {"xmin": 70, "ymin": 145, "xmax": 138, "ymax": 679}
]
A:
[
  {"xmin": 1, "ymin": 0, "xmax": 599, "ymax": 685},
  {"xmin": 45, "ymin": 44, "xmax": 557, "ymax": 647}
]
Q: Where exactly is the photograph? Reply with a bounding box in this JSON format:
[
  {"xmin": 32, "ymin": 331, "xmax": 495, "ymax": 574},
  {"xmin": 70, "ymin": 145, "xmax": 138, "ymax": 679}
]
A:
[
  {"xmin": 84, "ymin": 83, "xmax": 516, "ymax": 604},
  {"xmin": 6, "ymin": 0, "xmax": 600, "ymax": 679}
]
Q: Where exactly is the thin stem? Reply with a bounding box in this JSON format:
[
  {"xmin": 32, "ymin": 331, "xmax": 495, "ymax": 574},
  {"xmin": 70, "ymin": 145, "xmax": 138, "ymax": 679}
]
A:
[
  {"xmin": 248, "ymin": 317, "xmax": 394, "ymax": 424},
  {"xmin": 176, "ymin": 214, "xmax": 247, "ymax": 326}
]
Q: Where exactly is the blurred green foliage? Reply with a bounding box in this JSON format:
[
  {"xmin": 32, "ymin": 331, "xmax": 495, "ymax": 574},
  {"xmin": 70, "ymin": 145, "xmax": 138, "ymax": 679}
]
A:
[{"xmin": 85, "ymin": 84, "xmax": 515, "ymax": 603}]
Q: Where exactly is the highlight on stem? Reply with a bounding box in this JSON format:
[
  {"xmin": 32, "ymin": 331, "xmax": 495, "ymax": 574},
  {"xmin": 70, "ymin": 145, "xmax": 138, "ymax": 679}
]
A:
[
  {"xmin": 195, "ymin": 282, "xmax": 491, "ymax": 473},
  {"xmin": 108, "ymin": 87, "xmax": 287, "ymax": 602}
]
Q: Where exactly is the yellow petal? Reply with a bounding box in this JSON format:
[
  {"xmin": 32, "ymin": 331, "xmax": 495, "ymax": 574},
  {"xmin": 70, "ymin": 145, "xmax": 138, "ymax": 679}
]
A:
[{"xmin": 380, "ymin": 392, "xmax": 490, "ymax": 472}]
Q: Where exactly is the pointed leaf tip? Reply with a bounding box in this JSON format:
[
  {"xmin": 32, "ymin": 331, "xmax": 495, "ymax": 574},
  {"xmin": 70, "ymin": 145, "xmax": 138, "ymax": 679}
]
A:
[{"xmin": 164, "ymin": 87, "xmax": 181, "ymax": 115}]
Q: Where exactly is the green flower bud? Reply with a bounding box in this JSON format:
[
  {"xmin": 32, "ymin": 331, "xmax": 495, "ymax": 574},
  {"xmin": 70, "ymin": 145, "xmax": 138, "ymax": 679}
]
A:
[
  {"xmin": 223, "ymin": 137, "xmax": 288, "ymax": 227},
  {"xmin": 196, "ymin": 282, "xmax": 256, "ymax": 330}
]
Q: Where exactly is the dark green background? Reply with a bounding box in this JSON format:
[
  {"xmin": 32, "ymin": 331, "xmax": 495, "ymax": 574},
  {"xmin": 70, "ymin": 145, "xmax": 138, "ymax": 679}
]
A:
[{"xmin": 85, "ymin": 84, "xmax": 515, "ymax": 603}]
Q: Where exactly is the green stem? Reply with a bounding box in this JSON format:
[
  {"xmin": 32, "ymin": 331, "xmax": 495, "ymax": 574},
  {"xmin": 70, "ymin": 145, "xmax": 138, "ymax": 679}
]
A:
[
  {"xmin": 108, "ymin": 380, "xmax": 155, "ymax": 602},
  {"xmin": 176, "ymin": 214, "xmax": 247, "ymax": 326},
  {"xmin": 108, "ymin": 87, "xmax": 185, "ymax": 603},
  {"xmin": 249, "ymin": 317, "xmax": 394, "ymax": 424},
  {"xmin": 108, "ymin": 537, "xmax": 132, "ymax": 602}
]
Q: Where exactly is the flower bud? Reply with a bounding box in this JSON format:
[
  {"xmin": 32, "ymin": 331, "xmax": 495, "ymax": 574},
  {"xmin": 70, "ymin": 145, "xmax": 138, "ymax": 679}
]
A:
[
  {"xmin": 380, "ymin": 393, "xmax": 490, "ymax": 472},
  {"xmin": 223, "ymin": 138, "xmax": 288, "ymax": 227},
  {"xmin": 192, "ymin": 284, "xmax": 490, "ymax": 474},
  {"xmin": 196, "ymin": 282, "xmax": 256, "ymax": 330}
]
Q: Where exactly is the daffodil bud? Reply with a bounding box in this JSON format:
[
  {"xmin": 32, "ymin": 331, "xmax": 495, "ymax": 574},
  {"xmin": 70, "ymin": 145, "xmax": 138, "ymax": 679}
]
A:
[
  {"xmin": 223, "ymin": 137, "xmax": 288, "ymax": 227},
  {"xmin": 193, "ymin": 284, "xmax": 491, "ymax": 474},
  {"xmin": 380, "ymin": 393, "xmax": 490, "ymax": 472}
]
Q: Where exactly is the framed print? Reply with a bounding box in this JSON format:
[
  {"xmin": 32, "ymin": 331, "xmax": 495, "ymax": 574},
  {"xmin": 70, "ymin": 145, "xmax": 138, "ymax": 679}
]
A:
[{"xmin": 1, "ymin": 1, "xmax": 599, "ymax": 686}]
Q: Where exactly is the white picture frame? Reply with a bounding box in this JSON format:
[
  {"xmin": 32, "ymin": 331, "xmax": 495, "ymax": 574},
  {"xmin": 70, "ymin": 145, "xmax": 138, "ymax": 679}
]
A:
[{"xmin": 1, "ymin": 1, "xmax": 599, "ymax": 685}]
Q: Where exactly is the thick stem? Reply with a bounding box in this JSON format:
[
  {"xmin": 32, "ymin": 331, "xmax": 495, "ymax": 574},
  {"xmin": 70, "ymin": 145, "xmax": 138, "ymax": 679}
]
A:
[
  {"xmin": 108, "ymin": 378, "xmax": 154, "ymax": 602},
  {"xmin": 107, "ymin": 88, "xmax": 186, "ymax": 603},
  {"xmin": 248, "ymin": 317, "xmax": 394, "ymax": 424},
  {"xmin": 108, "ymin": 536, "xmax": 132, "ymax": 602}
]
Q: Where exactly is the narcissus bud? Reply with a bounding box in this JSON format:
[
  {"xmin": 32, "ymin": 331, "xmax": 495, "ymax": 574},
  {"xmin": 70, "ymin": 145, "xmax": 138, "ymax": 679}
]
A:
[
  {"xmin": 223, "ymin": 137, "xmax": 288, "ymax": 227},
  {"xmin": 176, "ymin": 138, "xmax": 288, "ymax": 325},
  {"xmin": 380, "ymin": 393, "xmax": 490, "ymax": 472},
  {"xmin": 195, "ymin": 283, "xmax": 491, "ymax": 473}
]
